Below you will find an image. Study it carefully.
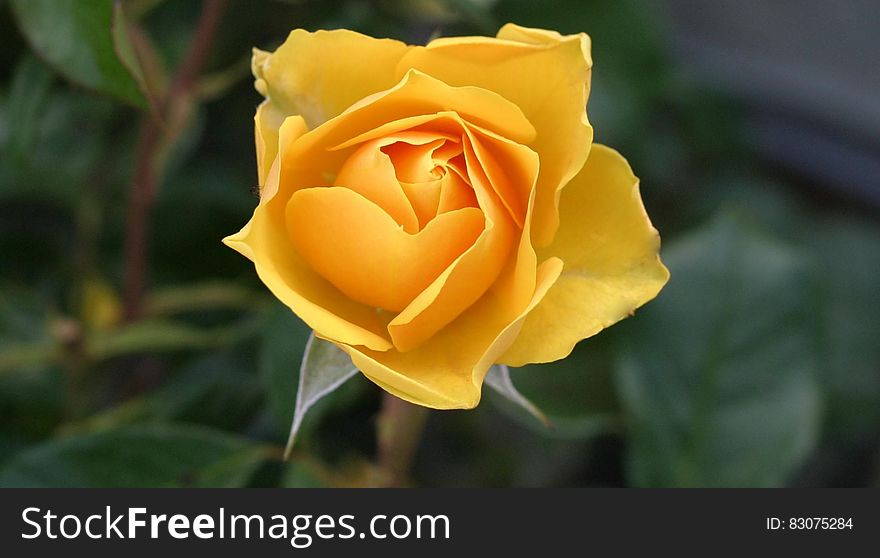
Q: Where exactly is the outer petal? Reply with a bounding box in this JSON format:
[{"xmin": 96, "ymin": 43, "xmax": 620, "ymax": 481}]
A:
[
  {"xmin": 254, "ymin": 101, "xmax": 288, "ymax": 186},
  {"xmin": 342, "ymin": 258, "xmax": 562, "ymax": 409},
  {"xmin": 396, "ymin": 24, "xmax": 593, "ymax": 246},
  {"xmin": 253, "ymin": 30, "xmax": 412, "ymax": 129},
  {"xmin": 224, "ymin": 116, "xmax": 394, "ymax": 351},
  {"xmin": 500, "ymin": 144, "xmax": 669, "ymax": 366}
]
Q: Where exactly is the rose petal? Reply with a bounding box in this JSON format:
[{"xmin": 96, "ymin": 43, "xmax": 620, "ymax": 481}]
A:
[
  {"xmin": 500, "ymin": 144, "xmax": 670, "ymax": 366},
  {"xmin": 286, "ymin": 187, "xmax": 484, "ymax": 313},
  {"xmin": 464, "ymin": 123, "xmax": 534, "ymax": 230},
  {"xmin": 399, "ymin": 180, "xmax": 441, "ymax": 228},
  {"xmin": 253, "ymin": 30, "xmax": 412, "ymax": 128},
  {"xmin": 224, "ymin": 117, "xmax": 394, "ymax": 351},
  {"xmin": 334, "ymin": 140, "xmax": 420, "ymax": 234},
  {"xmin": 396, "ymin": 24, "xmax": 593, "ymax": 246},
  {"xmin": 254, "ymin": 100, "xmax": 290, "ymax": 187},
  {"xmin": 386, "ymin": 125, "xmax": 529, "ymax": 351},
  {"xmin": 297, "ymin": 69, "xmax": 536, "ymax": 159},
  {"xmin": 381, "ymin": 136, "xmax": 446, "ymax": 183},
  {"xmin": 233, "ymin": 69, "xmax": 547, "ymax": 355},
  {"xmin": 341, "ymin": 258, "xmax": 562, "ymax": 409},
  {"xmin": 270, "ymin": 71, "xmax": 536, "ymax": 217},
  {"xmin": 437, "ymin": 166, "xmax": 477, "ymax": 214}
]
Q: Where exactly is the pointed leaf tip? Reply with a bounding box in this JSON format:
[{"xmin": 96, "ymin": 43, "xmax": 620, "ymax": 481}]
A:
[
  {"xmin": 284, "ymin": 333, "xmax": 358, "ymax": 459},
  {"xmin": 485, "ymin": 365, "xmax": 553, "ymax": 429}
]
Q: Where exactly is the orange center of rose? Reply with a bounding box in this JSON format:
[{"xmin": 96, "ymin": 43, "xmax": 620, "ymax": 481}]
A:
[
  {"xmin": 279, "ymin": 103, "xmax": 535, "ymax": 355},
  {"xmin": 285, "ymin": 124, "xmax": 496, "ymax": 314}
]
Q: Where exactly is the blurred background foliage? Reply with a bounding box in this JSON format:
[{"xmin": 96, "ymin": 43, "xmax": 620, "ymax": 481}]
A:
[{"xmin": 0, "ymin": 0, "xmax": 878, "ymax": 487}]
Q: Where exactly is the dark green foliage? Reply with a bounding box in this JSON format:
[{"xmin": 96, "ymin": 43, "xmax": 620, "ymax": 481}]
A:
[{"xmin": 0, "ymin": 0, "xmax": 877, "ymax": 487}]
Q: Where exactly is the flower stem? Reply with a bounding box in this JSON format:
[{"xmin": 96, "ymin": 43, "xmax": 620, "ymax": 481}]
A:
[
  {"xmin": 122, "ymin": 114, "xmax": 162, "ymax": 322},
  {"xmin": 122, "ymin": 0, "xmax": 228, "ymax": 321},
  {"xmin": 375, "ymin": 393, "xmax": 429, "ymax": 487}
]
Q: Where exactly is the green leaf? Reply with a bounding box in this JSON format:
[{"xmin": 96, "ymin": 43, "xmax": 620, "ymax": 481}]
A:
[
  {"xmin": 0, "ymin": 289, "xmax": 64, "ymax": 440},
  {"xmin": 0, "ymin": 366, "xmax": 64, "ymax": 442},
  {"xmin": 59, "ymin": 353, "xmax": 264, "ymax": 435},
  {"xmin": 154, "ymin": 353, "xmax": 264, "ymax": 429},
  {"xmin": 259, "ymin": 306, "xmax": 367, "ymax": 455},
  {"xmin": 484, "ymin": 365, "xmax": 550, "ymax": 428},
  {"xmin": 813, "ymin": 218, "xmax": 880, "ymax": 441},
  {"xmin": 3, "ymin": 55, "xmax": 54, "ymax": 158},
  {"xmin": 284, "ymin": 333, "xmax": 359, "ymax": 458},
  {"xmin": 144, "ymin": 281, "xmax": 265, "ymax": 317},
  {"xmin": 0, "ymin": 287, "xmax": 53, "ymax": 350},
  {"xmin": 0, "ymin": 340, "xmax": 59, "ymax": 376},
  {"xmin": 0, "ymin": 423, "xmax": 268, "ymax": 487},
  {"xmin": 195, "ymin": 445, "xmax": 268, "ymax": 488},
  {"xmin": 259, "ymin": 305, "xmax": 312, "ymax": 432},
  {"xmin": 10, "ymin": 0, "xmax": 145, "ymax": 106},
  {"xmin": 282, "ymin": 459, "xmax": 328, "ymax": 488},
  {"xmin": 111, "ymin": 0, "xmax": 156, "ymax": 109},
  {"xmin": 616, "ymin": 212, "xmax": 822, "ymax": 487},
  {"xmin": 500, "ymin": 337, "xmax": 621, "ymax": 438},
  {"xmin": 88, "ymin": 316, "xmax": 261, "ymax": 359}
]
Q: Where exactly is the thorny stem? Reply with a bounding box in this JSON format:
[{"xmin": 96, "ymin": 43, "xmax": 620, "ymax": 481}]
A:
[
  {"xmin": 375, "ymin": 393, "xmax": 429, "ymax": 487},
  {"xmin": 122, "ymin": 0, "xmax": 229, "ymax": 321}
]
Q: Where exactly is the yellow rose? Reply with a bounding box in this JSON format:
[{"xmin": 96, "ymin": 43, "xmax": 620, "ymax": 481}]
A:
[{"xmin": 224, "ymin": 25, "xmax": 669, "ymax": 409}]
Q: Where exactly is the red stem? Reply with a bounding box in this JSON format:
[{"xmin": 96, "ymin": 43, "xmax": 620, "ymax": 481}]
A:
[{"xmin": 122, "ymin": 0, "xmax": 228, "ymax": 321}]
